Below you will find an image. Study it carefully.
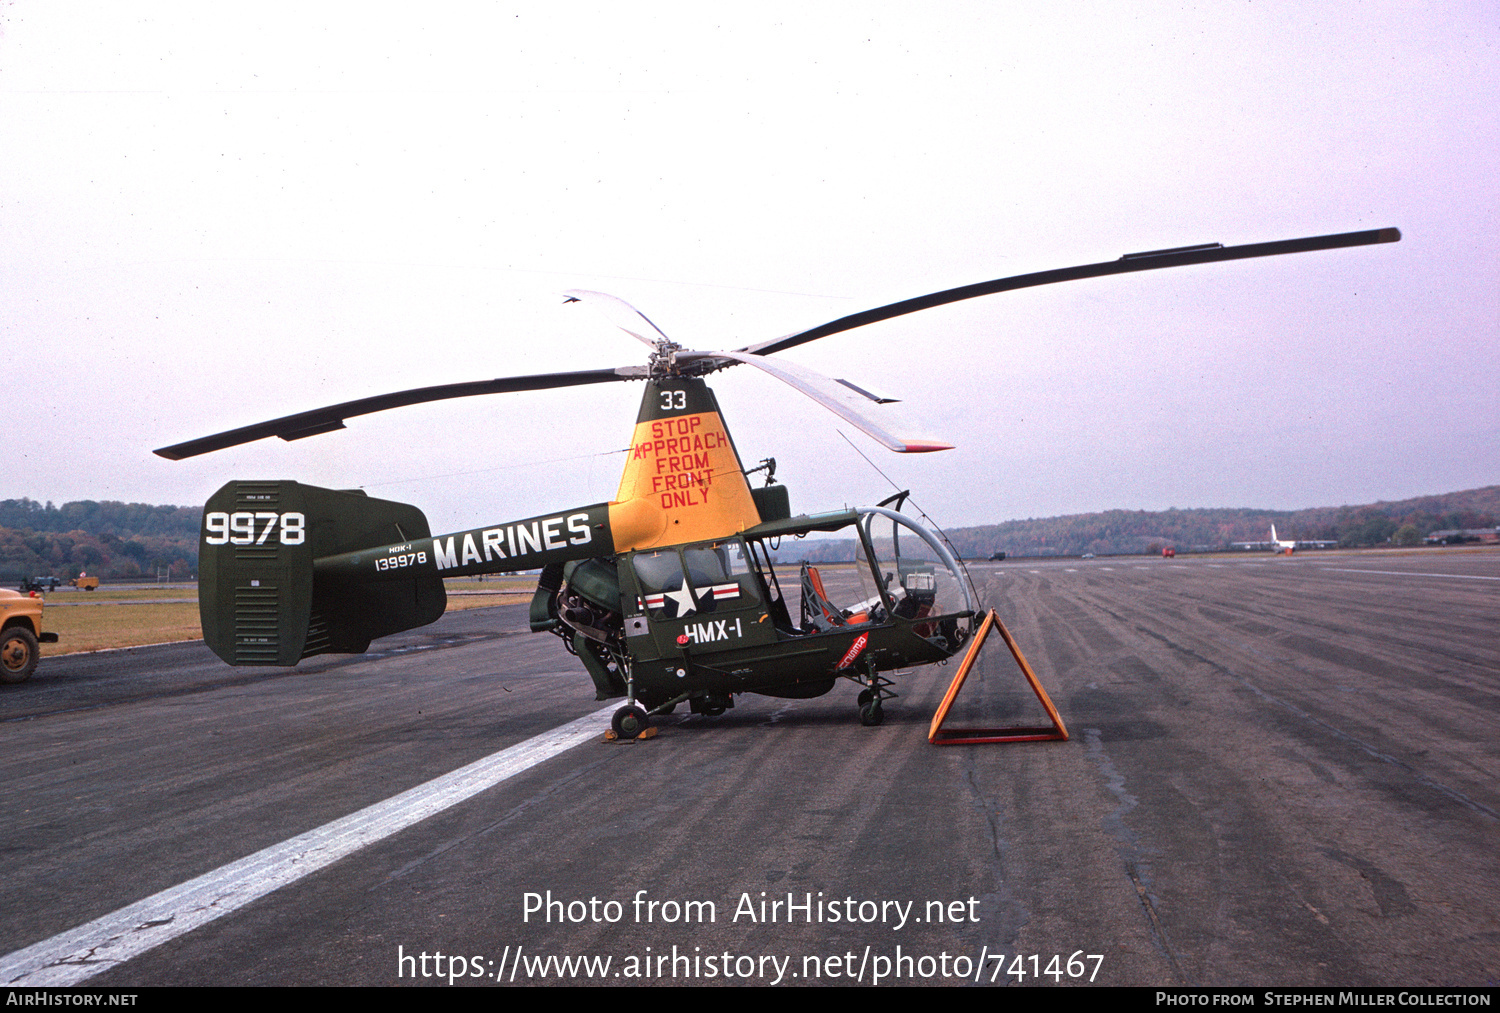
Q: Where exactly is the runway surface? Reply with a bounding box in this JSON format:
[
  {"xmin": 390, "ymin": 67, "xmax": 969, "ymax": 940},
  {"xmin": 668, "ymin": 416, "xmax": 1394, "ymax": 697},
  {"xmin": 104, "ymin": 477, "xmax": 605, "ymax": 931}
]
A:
[{"xmin": 1, "ymin": 551, "xmax": 1495, "ymax": 986}]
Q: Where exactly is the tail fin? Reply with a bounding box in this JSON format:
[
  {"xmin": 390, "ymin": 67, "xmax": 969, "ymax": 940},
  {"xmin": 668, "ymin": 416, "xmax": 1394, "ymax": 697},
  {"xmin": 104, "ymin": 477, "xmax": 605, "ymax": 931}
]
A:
[
  {"xmin": 611, "ymin": 376, "xmax": 762, "ymax": 550},
  {"xmin": 199, "ymin": 481, "xmax": 446, "ymax": 665}
]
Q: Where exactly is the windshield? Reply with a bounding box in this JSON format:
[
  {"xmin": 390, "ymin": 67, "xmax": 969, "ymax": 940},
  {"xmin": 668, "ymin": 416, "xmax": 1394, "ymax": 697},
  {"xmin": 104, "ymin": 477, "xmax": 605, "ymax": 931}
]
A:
[
  {"xmin": 769, "ymin": 507, "xmax": 975, "ymax": 635},
  {"xmin": 856, "ymin": 507, "xmax": 974, "ymax": 622}
]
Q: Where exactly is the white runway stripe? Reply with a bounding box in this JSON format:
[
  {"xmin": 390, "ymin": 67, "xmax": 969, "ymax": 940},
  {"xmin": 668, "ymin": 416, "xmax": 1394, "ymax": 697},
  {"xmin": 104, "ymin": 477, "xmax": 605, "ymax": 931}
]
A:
[
  {"xmin": 1322, "ymin": 567, "xmax": 1500, "ymax": 582},
  {"xmin": 0, "ymin": 705, "xmax": 616, "ymax": 986}
]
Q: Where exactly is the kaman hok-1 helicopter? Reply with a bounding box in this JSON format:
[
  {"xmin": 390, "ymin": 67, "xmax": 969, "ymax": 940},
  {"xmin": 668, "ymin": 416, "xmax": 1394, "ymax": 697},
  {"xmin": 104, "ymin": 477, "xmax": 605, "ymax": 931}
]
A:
[{"xmin": 157, "ymin": 227, "xmax": 1399, "ymax": 738}]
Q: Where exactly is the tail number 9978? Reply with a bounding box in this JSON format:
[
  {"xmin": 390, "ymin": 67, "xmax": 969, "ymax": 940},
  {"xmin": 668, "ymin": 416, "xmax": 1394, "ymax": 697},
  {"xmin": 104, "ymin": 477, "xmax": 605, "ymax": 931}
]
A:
[{"xmin": 204, "ymin": 511, "xmax": 306, "ymax": 546}]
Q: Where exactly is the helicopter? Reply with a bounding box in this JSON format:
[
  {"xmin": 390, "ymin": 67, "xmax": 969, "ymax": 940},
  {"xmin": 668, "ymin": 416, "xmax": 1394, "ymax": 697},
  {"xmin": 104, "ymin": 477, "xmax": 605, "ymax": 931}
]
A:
[{"xmin": 156, "ymin": 227, "xmax": 1399, "ymax": 738}]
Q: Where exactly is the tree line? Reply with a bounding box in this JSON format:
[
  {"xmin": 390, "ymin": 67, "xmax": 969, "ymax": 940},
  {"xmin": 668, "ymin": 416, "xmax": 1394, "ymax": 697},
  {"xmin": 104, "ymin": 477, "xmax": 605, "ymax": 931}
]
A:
[
  {"xmin": 945, "ymin": 486, "xmax": 1499, "ymax": 558},
  {"xmin": 783, "ymin": 485, "xmax": 1500, "ymax": 561},
  {"xmin": 4, "ymin": 485, "xmax": 1496, "ymax": 580},
  {"xmin": 0, "ymin": 499, "xmax": 199, "ymax": 581}
]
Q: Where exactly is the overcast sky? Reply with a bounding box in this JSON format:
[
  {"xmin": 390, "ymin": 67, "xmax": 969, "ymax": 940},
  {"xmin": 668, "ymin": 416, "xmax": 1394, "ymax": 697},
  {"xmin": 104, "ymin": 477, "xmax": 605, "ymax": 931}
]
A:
[{"xmin": 2, "ymin": 3, "xmax": 1495, "ymax": 531}]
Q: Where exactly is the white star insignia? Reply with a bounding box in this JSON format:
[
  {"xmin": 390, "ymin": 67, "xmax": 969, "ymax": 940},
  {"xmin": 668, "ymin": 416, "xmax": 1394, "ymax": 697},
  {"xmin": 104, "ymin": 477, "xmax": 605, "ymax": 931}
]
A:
[{"xmin": 662, "ymin": 579, "xmax": 697, "ymax": 616}]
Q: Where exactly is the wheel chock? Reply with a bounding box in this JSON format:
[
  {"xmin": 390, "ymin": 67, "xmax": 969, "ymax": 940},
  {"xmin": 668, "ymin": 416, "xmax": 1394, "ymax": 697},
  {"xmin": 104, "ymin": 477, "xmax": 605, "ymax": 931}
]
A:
[
  {"xmin": 929, "ymin": 609, "xmax": 1069, "ymax": 745},
  {"xmin": 604, "ymin": 726, "xmax": 660, "ymax": 743}
]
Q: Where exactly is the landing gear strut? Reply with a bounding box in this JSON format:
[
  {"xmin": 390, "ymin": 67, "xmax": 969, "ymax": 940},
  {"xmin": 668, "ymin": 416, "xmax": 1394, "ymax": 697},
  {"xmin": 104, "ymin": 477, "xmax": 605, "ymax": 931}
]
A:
[
  {"xmin": 850, "ymin": 665, "xmax": 897, "ymax": 727},
  {"xmin": 609, "ymin": 655, "xmax": 651, "ymax": 740}
]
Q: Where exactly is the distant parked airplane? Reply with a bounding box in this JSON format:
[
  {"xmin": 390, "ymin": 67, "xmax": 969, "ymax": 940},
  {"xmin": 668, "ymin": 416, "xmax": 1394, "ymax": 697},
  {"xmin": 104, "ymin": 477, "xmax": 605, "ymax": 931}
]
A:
[
  {"xmin": 1272, "ymin": 524, "xmax": 1296, "ymax": 554},
  {"xmin": 1232, "ymin": 525, "xmax": 1338, "ymax": 553}
]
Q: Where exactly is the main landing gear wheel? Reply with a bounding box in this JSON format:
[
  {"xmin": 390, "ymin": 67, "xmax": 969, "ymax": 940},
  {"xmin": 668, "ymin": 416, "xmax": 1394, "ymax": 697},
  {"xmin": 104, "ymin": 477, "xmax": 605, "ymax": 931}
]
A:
[
  {"xmin": 1, "ymin": 627, "xmax": 39, "ymax": 684},
  {"xmin": 612, "ymin": 704, "xmax": 650, "ymax": 739},
  {"xmin": 852, "ymin": 668, "xmax": 895, "ymax": 726}
]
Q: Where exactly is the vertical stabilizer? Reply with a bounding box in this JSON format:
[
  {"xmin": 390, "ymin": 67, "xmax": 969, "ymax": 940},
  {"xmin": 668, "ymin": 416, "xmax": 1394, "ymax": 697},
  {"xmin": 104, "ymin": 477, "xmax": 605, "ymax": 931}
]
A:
[{"xmin": 609, "ymin": 377, "xmax": 762, "ymax": 550}]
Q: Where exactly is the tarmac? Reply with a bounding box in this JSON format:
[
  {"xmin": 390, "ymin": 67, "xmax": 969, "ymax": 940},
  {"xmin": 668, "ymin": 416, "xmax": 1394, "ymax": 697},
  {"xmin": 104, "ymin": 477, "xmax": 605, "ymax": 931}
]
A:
[{"xmin": 1, "ymin": 551, "xmax": 1494, "ymax": 986}]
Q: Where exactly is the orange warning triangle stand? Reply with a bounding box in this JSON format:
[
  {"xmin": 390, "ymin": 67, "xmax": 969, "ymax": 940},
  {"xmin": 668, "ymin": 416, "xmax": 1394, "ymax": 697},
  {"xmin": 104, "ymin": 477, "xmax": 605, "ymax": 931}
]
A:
[{"xmin": 929, "ymin": 609, "xmax": 1069, "ymax": 745}]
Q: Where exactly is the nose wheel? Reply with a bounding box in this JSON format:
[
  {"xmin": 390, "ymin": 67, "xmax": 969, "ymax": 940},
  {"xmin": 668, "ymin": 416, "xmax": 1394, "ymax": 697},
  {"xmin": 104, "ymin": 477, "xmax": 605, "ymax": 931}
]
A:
[{"xmin": 612, "ymin": 704, "xmax": 650, "ymax": 739}]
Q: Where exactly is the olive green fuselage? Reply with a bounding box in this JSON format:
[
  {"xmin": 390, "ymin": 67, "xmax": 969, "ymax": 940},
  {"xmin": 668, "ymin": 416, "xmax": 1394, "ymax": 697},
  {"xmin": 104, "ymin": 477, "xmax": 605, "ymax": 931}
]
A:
[{"xmin": 613, "ymin": 542, "xmax": 963, "ymax": 705}]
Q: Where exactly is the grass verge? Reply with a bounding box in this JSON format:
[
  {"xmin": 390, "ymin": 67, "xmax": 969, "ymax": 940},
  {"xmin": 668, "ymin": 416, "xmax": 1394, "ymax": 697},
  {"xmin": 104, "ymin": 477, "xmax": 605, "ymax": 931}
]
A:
[
  {"xmin": 41, "ymin": 603, "xmax": 202, "ymax": 656},
  {"xmin": 37, "ymin": 580, "xmax": 532, "ymax": 656}
]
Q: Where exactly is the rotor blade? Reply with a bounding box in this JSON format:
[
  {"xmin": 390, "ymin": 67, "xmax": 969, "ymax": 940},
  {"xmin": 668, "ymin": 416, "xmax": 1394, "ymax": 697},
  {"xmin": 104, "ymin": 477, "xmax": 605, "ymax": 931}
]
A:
[
  {"xmin": 742, "ymin": 227, "xmax": 1401, "ymax": 357},
  {"xmin": 699, "ymin": 351, "xmax": 953, "ymax": 453},
  {"xmin": 563, "ymin": 289, "xmax": 674, "ymax": 347},
  {"xmin": 154, "ymin": 367, "xmax": 645, "ymax": 460}
]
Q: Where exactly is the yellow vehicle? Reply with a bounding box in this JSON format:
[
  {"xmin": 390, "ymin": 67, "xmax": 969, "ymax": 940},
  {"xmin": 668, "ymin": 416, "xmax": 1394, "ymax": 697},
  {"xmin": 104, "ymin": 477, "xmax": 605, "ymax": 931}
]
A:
[
  {"xmin": 70, "ymin": 576, "xmax": 99, "ymax": 591},
  {"xmin": 1, "ymin": 589, "xmax": 58, "ymax": 684}
]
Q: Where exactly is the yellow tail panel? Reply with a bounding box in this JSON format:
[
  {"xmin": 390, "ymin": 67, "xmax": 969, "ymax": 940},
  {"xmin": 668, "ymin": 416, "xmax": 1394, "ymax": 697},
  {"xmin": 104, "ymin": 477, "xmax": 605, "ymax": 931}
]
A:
[{"xmin": 609, "ymin": 378, "xmax": 762, "ymax": 551}]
